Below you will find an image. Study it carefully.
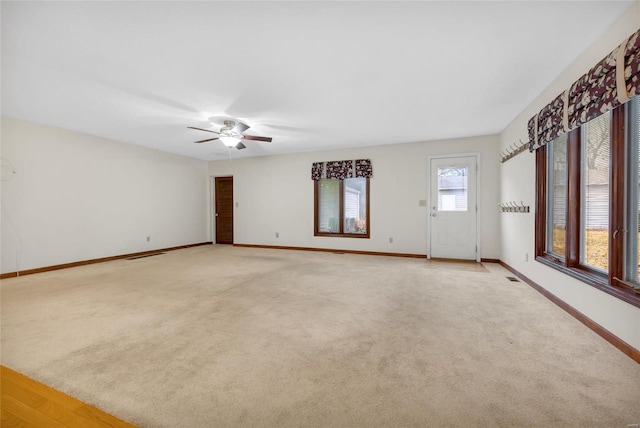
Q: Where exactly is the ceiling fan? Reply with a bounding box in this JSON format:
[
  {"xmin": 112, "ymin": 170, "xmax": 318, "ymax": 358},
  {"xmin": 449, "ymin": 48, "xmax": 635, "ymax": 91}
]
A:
[{"xmin": 187, "ymin": 120, "xmax": 272, "ymax": 150}]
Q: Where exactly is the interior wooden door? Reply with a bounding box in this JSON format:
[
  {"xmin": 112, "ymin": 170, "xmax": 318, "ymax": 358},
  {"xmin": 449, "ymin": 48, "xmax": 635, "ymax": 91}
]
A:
[{"xmin": 215, "ymin": 177, "xmax": 234, "ymax": 244}]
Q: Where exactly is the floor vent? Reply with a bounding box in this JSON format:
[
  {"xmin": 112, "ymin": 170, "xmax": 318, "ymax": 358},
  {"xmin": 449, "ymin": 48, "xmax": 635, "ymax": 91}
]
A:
[
  {"xmin": 332, "ymin": 252, "xmax": 345, "ymax": 255},
  {"xmin": 506, "ymin": 276, "xmax": 520, "ymax": 282},
  {"xmin": 126, "ymin": 252, "xmax": 165, "ymax": 261}
]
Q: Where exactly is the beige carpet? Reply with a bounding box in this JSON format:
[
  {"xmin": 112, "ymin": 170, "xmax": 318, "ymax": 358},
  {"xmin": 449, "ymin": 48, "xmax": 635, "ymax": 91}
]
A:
[{"xmin": 1, "ymin": 245, "xmax": 639, "ymax": 427}]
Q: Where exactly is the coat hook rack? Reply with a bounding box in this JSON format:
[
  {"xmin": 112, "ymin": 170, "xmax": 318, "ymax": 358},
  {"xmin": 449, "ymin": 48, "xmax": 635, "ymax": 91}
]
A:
[
  {"xmin": 500, "ymin": 139, "xmax": 529, "ymax": 163},
  {"xmin": 498, "ymin": 201, "xmax": 530, "ymax": 213}
]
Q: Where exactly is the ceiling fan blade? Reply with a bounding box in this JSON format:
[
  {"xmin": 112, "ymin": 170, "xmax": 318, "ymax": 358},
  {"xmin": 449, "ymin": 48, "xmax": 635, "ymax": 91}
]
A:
[
  {"xmin": 187, "ymin": 126, "xmax": 219, "ymax": 134},
  {"xmin": 242, "ymin": 135, "xmax": 272, "ymax": 143},
  {"xmin": 236, "ymin": 142, "xmax": 247, "ymax": 150},
  {"xmin": 194, "ymin": 137, "xmax": 219, "ymax": 143},
  {"xmin": 233, "ymin": 122, "xmax": 250, "ymax": 134}
]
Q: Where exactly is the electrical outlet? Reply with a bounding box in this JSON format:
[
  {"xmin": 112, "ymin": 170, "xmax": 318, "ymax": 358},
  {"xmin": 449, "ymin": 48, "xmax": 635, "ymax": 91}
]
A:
[
  {"xmin": 389, "ymin": 237, "xmax": 393, "ymax": 243},
  {"xmin": 146, "ymin": 236, "xmax": 150, "ymax": 242},
  {"xmin": 276, "ymin": 232, "xmax": 279, "ymax": 238},
  {"xmin": 525, "ymin": 253, "xmax": 528, "ymax": 262}
]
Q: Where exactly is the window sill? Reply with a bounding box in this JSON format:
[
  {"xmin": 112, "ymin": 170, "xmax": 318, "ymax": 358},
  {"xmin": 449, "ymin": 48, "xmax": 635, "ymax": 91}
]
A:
[
  {"xmin": 536, "ymin": 255, "xmax": 640, "ymax": 308},
  {"xmin": 314, "ymin": 232, "xmax": 370, "ymax": 239}
]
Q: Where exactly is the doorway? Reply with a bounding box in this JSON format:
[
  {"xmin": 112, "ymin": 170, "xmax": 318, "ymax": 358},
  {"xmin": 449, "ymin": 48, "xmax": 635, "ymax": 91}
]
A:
[
  {"xmin": 215, "ymin": 177, "xmax": 234, "ymax": 244},
  {"xmin": 429, "ymin": 155, "xmax": 478, "ymax": 260}
]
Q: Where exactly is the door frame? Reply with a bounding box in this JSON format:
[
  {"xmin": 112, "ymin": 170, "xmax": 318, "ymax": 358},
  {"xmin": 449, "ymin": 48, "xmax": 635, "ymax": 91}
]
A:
[
  {"xmin": 211, "ymin": 175, "xmax": 234, "ymax": 244},
  {"xmin": 426, "ymin": 153, "xmax": 481, "ymax": 262}
]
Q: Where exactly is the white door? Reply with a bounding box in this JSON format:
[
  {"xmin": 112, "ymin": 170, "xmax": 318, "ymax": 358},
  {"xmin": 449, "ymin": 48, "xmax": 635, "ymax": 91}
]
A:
[{"xmin": 429, "ymin": 156, "xmax": 478, "ymax": 260}]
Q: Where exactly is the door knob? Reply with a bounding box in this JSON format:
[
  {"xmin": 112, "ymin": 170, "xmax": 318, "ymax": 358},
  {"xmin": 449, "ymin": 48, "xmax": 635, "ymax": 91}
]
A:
[{"xmin": 215, "ymin": 213, "xmax": 219, "ymax": 217}]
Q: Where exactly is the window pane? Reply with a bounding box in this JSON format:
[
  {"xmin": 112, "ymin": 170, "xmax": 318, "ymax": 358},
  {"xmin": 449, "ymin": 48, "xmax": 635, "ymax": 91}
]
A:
[
  {"xmin": 547, "ymin": 135, "xmax": 567, "ymax": 256},
  {"xmin": 343, "ymin": 177, "xmax": 367, "ymax": 234},
  {"xmin": 437, "ymin": 167, "xmax": 468, "ymax": 211},
  {"xmin": 318, "ymin": 179, "xmax": 339, "ymax": 233},
  {"xmin": 581, "ymin": 112, "xmax": 610, "ymax": 272},
  {"xmin": 626, "ymin": 96, "xmax": 640, "ymax": 284},
  {"xmin": 637, "ymin": 101, "xmax": 640, "ymax": 282}
]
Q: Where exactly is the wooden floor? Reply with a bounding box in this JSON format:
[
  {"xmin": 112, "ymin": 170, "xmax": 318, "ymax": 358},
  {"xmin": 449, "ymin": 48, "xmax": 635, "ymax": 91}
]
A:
[{"xmin": 1, "ymin": 366, "xmax": 135, "ymax": 428}]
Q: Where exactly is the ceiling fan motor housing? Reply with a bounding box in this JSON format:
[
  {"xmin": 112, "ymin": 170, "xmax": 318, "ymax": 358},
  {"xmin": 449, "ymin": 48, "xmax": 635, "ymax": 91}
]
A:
[{"xmin": 220, "ymin": 121, "xmax": 241, "ymax": 139}]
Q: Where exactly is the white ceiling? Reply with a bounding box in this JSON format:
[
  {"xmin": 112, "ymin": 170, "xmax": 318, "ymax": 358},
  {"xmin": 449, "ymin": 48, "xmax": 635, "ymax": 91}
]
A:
[{"xmin": 1, "ymin": 1, "xmax": 634, "ymax": 161}]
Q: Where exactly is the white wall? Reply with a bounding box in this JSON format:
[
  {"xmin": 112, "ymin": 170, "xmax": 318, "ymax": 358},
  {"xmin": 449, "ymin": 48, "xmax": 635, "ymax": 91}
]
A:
[
  {"xmin": 0, "ymin": 116, "xmax": 209, "ymax": 273},
  {"xmin": 499, "ymin": 2, "xmax": 640, "ymax": 350},
  {"xmin": 209, "ymin": 135, "xmax": 500, "ymax": 259}
]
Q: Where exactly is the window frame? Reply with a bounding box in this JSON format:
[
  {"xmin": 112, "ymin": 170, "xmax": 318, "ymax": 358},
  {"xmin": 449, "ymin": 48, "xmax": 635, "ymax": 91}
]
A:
[
  {"xmin": 535, "ymin": 103, "xmax": 640, "ymax": 308},
  {"xmin": 314, "ymin": 178, "xmax": 370, "ymax": 238}
]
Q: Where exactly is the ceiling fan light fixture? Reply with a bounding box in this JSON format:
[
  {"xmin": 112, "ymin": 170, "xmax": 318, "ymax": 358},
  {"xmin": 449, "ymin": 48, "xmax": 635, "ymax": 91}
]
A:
[{"xmin": 219, "ymin": 135, "xmax": 241, "ymax": 147}]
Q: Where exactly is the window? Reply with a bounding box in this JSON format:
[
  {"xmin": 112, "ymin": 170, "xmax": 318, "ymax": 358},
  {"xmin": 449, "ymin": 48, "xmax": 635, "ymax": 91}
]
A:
[
  {"xmin": 626, "ymin": 98, "xmax": 640, "ymax": 286},
  {"xmin": 535, "ymin": 98, "xmax": 640, "ymax": 307},
  {"xmin": 581, "ymin": 112, "xmax": 611, "ymax": 272},
  {"xmin": 546, "ymin": 134, "xmax": 568, "ymax": 258},
  {"xmin": 315, "ymin": 177, "xmax": 369, "ymax": 238},
  {"xmin": 437, "ymin": 167, "xmax": 468, "ymax": 211}
]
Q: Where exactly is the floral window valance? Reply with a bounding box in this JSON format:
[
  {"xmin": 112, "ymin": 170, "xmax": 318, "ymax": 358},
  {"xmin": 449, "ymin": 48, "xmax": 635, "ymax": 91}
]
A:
[
  {"xmin": 311, "ymin": 159, "xmax": 373, "ymax": 181},
  {"xmin": 528, "ymin": 27, "xmax": 640, "ymax": 151}
]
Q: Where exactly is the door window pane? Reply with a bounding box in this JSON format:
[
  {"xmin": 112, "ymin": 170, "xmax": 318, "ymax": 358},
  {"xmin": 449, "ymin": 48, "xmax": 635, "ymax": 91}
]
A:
[
  {"xmin": 343, "ymin": 177, "xmax": 367, "ymax": 234},
  {"xmin": 318, "ymin": 179, "xmax": 339, "ymax": 233},
  {"xmin": 437, "ymin": 167, "xmax": 468, "ymax": 211},
  {"xmin": 547, "ymin": 134, "xmax": 568, "ymax": 256},
  {"xmin": 581, "ymin": 112, "xmax": 610, "ymax": 272}
]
